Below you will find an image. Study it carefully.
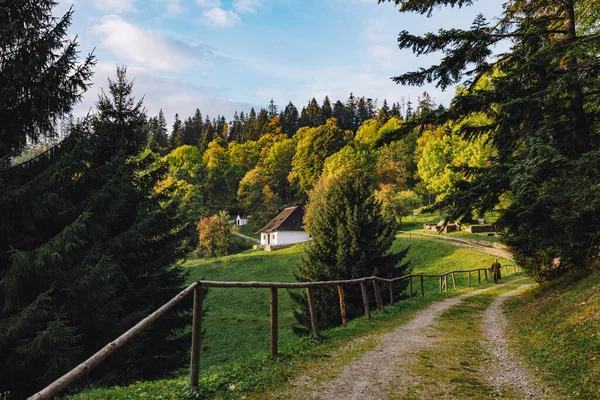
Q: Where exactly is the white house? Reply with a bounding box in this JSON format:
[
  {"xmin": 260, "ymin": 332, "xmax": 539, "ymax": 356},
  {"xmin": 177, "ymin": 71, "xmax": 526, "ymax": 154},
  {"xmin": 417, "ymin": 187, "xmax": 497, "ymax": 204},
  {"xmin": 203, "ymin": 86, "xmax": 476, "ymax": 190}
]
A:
[
  {"xmin": 236, "ymin": 214, "xmax": 248, "ymax": 226},
  {"xmin": 258, "ymin": 206, "xmax": 311, "ymax": 246}
]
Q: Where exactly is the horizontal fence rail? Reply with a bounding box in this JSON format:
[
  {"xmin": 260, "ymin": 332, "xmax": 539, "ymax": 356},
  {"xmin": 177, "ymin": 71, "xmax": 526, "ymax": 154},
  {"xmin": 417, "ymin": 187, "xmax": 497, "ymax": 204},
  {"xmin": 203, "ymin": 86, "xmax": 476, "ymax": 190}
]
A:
[{"xmin": 30, "ymin": 263, "xmax": 521, "ymax": 399}]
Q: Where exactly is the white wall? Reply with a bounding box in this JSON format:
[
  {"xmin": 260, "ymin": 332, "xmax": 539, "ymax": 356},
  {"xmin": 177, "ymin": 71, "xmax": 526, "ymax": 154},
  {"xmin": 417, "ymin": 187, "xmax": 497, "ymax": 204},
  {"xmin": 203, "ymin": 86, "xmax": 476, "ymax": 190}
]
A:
[{"xmin": 260, "ymin": 231, "xmax": 311, "ymax": 245}]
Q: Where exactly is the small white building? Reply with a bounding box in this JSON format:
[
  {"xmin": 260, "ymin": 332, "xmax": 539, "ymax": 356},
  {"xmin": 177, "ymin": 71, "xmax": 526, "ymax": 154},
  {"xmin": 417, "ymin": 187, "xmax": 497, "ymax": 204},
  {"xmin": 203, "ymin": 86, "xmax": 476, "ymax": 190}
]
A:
[
  {"xmin": 258, "ymin": 206, "xmax": 311, "ymax": 246},
  {"xmin": 236, "ymin": 214, "xmax": 248, "ymax": 226}
]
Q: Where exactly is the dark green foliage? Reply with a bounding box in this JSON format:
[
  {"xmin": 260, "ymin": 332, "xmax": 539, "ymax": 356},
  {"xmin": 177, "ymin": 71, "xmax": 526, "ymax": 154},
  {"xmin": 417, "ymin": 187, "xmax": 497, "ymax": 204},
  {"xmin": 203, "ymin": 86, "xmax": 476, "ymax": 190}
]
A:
[
  {"xmin": 169, "ymin": 113, "xmax": 184, "ymax": 149},
  {"xmin": 280, "ymin": 102, "xmax": 299, "ymax": 137},
  {"xmin": 383, "ymin": 0, "xmax": 600, "ymax": 280},
  {"xmin": 0, "ymin": 0, "xmax": 95, "ymax": 162},
  {"xmin": 293, "ymin": 169, "xmax": 410, "ymax": 333},
  {"xmin": 0, "ymin": 67, "xmax": 190, "ymax": 398}
]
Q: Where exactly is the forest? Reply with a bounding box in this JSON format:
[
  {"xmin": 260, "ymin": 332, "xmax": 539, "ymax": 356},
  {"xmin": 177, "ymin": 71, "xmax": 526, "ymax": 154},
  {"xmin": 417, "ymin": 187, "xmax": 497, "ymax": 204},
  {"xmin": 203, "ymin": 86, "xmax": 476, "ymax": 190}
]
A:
[{"xmin": 1, "ymin": 0, "xmax": 599, "ymax": 398}]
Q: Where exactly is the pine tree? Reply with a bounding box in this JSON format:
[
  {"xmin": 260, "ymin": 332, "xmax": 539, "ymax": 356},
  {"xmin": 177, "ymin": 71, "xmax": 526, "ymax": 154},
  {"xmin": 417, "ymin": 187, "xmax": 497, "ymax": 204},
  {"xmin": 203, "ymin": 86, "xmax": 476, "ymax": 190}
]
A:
[
  {"xmin": 268, "ymin": 98, "xmax": 278, "ymax": 118},
  {"xmin": 169, "ymin": 113, "xmax": 184, "ymax": 149},
  {"xmin": 256, "ymin": 108, "xmax": 269, "ymax": 137},
  {"xmin": 378, "ymin": 99, "xmax": 391, "ymax": 125},
  {"xmin": 298, "ymin": 106, "xmax": 309, "ymax": 128},
  {"xmin": 333, "ymin": 100, "xmax": 350, "ymax": 130},
  {"xmin": 281, "ymin": 102, "xmax": 299, "ymax": 136},
  {"xmin": 293, "ymin": 166, "xmax": 409, "ymax": 332},
  {"xmin": 306, "ymin": 98, "xmax": 323, "ymax": 127},
  {"xmin": 384, "ymin": 0, "xmax": 600, "ymax": 279},
  {"xmin": 322, "ymin": 96, "xmax": 333, "ymax": 122},
  {"xmin": 0, "ymin": 0, "xmax": 95, "ymax": 163},
  {"xmin": 243, "ymin": 108, "xmax": 258, "ymax": 142},
  {"xmin": 0, "ymin": 61, "xmax": 190, "ymax": 399}
]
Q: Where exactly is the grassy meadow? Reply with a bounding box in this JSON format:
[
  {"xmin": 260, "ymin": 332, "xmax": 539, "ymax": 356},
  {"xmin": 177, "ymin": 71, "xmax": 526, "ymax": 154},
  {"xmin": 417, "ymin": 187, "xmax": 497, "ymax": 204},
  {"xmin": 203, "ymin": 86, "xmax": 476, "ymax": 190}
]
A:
[{"xmin": 64, "ymin": 236, "xmax": 515, "ymax": 399}]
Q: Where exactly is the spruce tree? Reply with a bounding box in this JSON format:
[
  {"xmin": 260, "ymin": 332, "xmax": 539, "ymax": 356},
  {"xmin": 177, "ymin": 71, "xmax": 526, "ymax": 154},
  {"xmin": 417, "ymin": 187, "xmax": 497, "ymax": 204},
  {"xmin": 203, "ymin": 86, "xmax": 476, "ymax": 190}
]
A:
[
  {"xmin": 293, "ymin": 165, "xmax": 409, "ymax": 332},
  {"xmin": 268, "ymin": 98, "xmax": 278, "ymax": 117},
  {"xmin": 383, "ymin": 0, "xmax": 600, "ymax": 279},
  {"xmin": 281, "ymin": 102, "xmax": 299, "ymax": 136},
  {"xmin": 322, "ymin": 96, "xmax": 333, "ymax": 122},
  {"xmin": 0, "ymin": 0, "xmax": 95, "ymax": 163},
  {"xmin": 0, "ymin": 65, "xmax": 190, "ymax": 397},
  {"xmin": 169, "ymin": 113, "xmax": 184, "ymax": 149}
]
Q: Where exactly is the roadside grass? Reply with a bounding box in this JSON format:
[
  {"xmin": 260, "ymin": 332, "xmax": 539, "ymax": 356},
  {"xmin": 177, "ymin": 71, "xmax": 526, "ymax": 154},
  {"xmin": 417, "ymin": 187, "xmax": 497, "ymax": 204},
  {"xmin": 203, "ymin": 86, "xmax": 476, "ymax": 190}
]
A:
[
  {"xmin": 388, "ymin": 280, "xmax": 530, "ymax": 399},
  {"xmin": 504, "ymin": 270, "xmax": 600, "ymax": 399},
  {"xmin": 63, "ymin": 238, "xmax": 517, "ymax": 400}
]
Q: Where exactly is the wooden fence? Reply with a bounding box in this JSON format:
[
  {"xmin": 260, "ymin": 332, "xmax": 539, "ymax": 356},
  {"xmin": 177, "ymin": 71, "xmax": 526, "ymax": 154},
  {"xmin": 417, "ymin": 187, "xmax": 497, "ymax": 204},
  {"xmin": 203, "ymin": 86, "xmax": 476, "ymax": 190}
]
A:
[{"xmin": 29, "ymin": 264, "xmax": 521, "ymax": 399}]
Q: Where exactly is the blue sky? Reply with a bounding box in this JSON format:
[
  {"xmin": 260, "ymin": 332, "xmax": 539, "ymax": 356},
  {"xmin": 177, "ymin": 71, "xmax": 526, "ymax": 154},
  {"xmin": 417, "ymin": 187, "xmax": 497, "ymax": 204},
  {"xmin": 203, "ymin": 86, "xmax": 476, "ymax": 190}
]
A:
[{"xmin": 60, "ymin": 0, "xmax": 504, "ymax": 124}]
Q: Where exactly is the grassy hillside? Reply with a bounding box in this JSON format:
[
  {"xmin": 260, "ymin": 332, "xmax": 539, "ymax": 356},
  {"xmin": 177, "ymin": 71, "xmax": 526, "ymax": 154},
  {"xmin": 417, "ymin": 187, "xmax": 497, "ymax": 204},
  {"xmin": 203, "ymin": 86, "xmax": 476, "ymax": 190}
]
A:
[
  {"xmin": 505, "ymin": 271, "xmax": 600, "ymax": 399},
  {"xmin": 64, "ymin": 237, "xmax": 513, "ymax": 399}
]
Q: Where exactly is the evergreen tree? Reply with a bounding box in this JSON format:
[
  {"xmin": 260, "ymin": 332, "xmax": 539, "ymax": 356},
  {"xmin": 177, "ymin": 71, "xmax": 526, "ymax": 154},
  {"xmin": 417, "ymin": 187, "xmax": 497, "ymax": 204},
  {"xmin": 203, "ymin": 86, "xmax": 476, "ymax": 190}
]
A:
[
  {"xmin": 333, "ymin": 100, "xmax": 350, "ymax": 130},
  {"xmin": 268, "ymin": 98, "xmax": 278, "ymax": 117},
  {"xmin": 293, "ymin": 163, "xmax": 409, "ymax": 332},
  {"xmin": 281, "ymin": 102, "xmax": 299, "ymax": 136},
  {"xmin": 378, "ymin": 99, "xmax": 391, "ymax": 125},
  {"xmin": 243, "ymin": 108, "xmax": 258, "ymax": 142},
  {"xmin": 345, "ymin": 93, "xmax": 358, "ymax": 131},
  {"xmin": 256, "ymin": 108, "xmax": 270, "ymax": 137},
  {"xmin": 169, "ymin": 113, "xmax": 184, "ymax": 149},
  {"xmin": 0, "ymin": 0, "xmax": 95, "ymax": 163},
  {"xmin": 384, "ymin": 0, "xmax": 600, "ymax": 280},
  {"xmin": 298, "ymin": 106, "xmax": 310, "ymax": 128},
  {"xmin": 322, "ymin": 96, "xmax": 333, "ymax": 122},
  {"xmin": 356, "ymin": 97, "xmax": 370, "ymax": 127},
  {"xmin": 416, "ymin": 91, "xmax": 435, "ymax": 117},
  {"xmin": 0, "ymin": 65, "xmax": 191, "ymax": 397},
  {"xmin": 151, "ymin": 109, "xmax": 169, "ymax": 150},
  {"xmin": 390, "ymin": 102, "xmax": 402, "ymax": 119},
  {"xmin": 306, "ymin": 98, "xmax": 323, "ymax": 127}
]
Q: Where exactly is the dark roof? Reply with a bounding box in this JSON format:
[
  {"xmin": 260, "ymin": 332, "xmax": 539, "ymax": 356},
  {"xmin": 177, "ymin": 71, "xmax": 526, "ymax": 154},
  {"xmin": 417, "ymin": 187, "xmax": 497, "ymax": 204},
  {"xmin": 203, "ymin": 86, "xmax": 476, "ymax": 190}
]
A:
[{"xmin": 258, "ymin": 206, "xmax": 304, "ymax": 233}]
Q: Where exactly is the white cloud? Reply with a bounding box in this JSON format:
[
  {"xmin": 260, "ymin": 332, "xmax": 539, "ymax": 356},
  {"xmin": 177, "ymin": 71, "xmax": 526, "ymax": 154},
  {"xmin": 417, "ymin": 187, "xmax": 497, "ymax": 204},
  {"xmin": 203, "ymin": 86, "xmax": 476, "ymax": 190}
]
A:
[
  {"xmin": 196, "ymin": 0, "xmax": 221, "ymax": 7},
  {"xmin": 91, "ymin": 16, "xmax": 209, "ymax": 72},
  {"xmin": 165, "ymin": 0, "xmax": 183, "ymax": 15},
  {"xmin": 74, "ymin": 63, "xmax": 258, "ymax": 125},
  {"xmin": 91, "ymin": 0, "xmax": 137, "ymax": 13},
  {"xmin": 233, "ymin": 0, "xmax": 262, "ymax": 14},
  {"xmin": 200, "ymin": 7, "xmax": 241, "ymax": 28}
]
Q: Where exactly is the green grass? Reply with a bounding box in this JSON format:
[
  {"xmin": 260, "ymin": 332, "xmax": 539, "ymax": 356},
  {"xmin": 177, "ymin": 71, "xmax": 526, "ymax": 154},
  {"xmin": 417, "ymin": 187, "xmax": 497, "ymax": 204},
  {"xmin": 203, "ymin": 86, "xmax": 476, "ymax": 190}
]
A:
[
  {"xmin": 64, "ymin": 238, "xmax": 518, "ymax": 400},
  {"xmin": 235, "ymin": 221, "xmax": 262, "ymax": 240},
  {"xmin": 505, "ymin": 270, "xmax": 600, "ymax": 399}
]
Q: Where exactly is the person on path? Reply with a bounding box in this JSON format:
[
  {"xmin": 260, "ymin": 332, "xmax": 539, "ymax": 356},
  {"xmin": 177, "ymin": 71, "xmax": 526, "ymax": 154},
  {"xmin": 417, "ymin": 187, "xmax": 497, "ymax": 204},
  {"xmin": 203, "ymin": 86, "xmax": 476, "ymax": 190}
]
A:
[{"xmin": 490, "ymin": 258, "xmax": 502, "ymax": 283}]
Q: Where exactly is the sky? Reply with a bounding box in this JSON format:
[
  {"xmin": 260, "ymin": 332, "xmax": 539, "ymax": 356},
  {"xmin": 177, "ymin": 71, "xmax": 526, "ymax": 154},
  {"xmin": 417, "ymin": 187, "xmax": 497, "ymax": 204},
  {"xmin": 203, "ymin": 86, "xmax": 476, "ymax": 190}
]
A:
[{"xmin": 59, "ymin": 0, "xmax": 505, "ymax": 125}]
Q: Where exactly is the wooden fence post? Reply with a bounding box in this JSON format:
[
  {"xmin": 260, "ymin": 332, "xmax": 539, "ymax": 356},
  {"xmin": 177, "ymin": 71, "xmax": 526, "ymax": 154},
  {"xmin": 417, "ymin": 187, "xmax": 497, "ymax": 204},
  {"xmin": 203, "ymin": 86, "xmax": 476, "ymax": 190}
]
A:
[
  {"xmin": 444, "ymin": 275, "xmax": 448, "ymax": 292},
  {"xmin": 478, "ymin": 269, "xmax": 481, "ymax": 284},
  {"xmin": 409, "ymin": 276, "xmax": 413, "ymax": 299},
  {"xmin": 337, "ymin": 284, "xmax": 347, "ymax": 327},
  {"xmin": 306, "ymin": 287, "xmax": 319, "ymax": 337},
  {"xmin": 189, "ymin": 285, "xmax": 204, "ymax": 391},
  {"xmin": 468, "ymin": 271, "xmax": 471, "ymax": 287},
  {"xmin": 505, "ymin": 264, "xmax": 509, "ymax": 276},
  {"xmin": 389, "ymin": 281, "xmax": 395, "ymax": 306},
  {"xmin": 360, "ymin": 281, "xmax": 370, "ymax": 320},
  {"xmin": 451, "ymin": 272, "xmax": 456, "ymax": 290},
  {"xmin": 373, "ymin": 279, "xmax": 384, "ymax": 313},
  {"xmin": 420, "ymin": 275, "xmax": 424, "ymax": 297},
  {"xmin": 439, "ymin": 276, "xmax": 443, "ymax": 293},
  {"xmin": 270, "ymin": 287, "xmax": 278, "ymax": 355},
  {"xmin": 484, "ymin": 268, "xmax": 488, "ymax": 281}
]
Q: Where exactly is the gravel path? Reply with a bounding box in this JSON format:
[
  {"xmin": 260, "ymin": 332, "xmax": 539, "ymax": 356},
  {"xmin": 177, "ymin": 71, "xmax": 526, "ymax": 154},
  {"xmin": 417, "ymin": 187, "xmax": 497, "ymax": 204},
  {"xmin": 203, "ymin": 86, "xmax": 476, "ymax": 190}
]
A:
[
  {"xmin": 481, "ymin": 284, "xmax": 548, "ymax": 398},
  {"xmin": 310, "ymin": 285, "xmax": 498, "ymax": 400}
]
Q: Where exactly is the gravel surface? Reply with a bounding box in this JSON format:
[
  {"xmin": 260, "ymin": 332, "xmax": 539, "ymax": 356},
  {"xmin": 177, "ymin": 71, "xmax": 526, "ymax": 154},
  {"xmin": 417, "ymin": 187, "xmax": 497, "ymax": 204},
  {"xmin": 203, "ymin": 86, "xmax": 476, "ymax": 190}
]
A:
[
  {"xmin": 481, "ymin": 284, "xmax": 548, "ymax": 399},
  {"xmin": 309, "ymin": 285, "xmax": 498, "ymax": 400}
]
